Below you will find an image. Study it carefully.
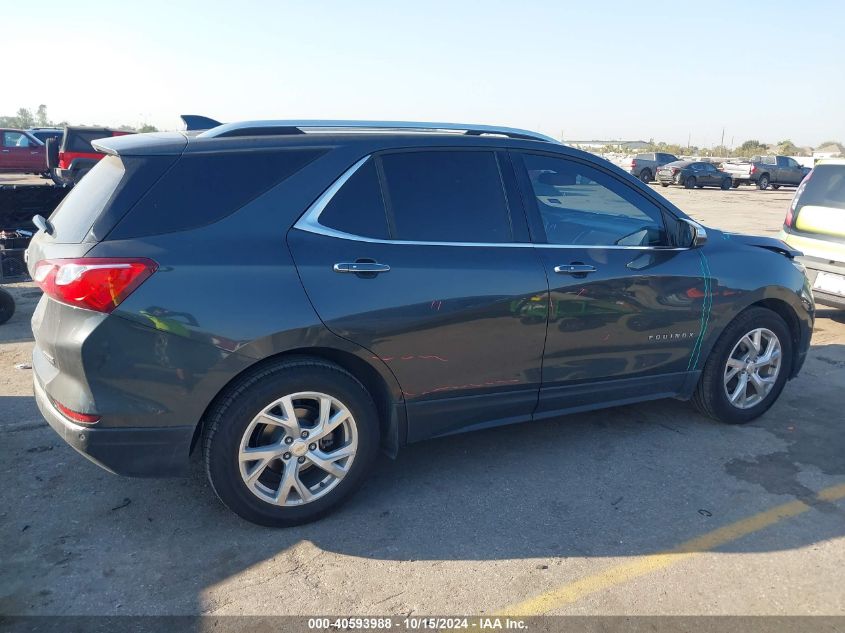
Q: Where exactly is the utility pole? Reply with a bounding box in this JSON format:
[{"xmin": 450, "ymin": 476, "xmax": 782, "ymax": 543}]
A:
[
  {"xmin": 721, "ymin": 127, "xmax": 725, "ymax": 157},
  {"xmin": 687, "ymin": 132, "xmax": 691, "ymax": 152}
]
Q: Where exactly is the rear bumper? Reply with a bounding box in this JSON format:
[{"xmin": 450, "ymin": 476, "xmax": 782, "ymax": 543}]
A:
[
  {"xmin": 34, "ymin": 372, "xmax": 194, "ymax": 477},
  {"xmin": 799, "ymin": 256, "xmax": 845, "ymax": 309}
]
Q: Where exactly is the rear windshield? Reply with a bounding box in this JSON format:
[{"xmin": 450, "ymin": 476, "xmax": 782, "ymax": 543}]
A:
[
  {"xmin": 48, "ymin": 156, "xmax": 125, "ymax": 242},
  {"xmin": 799, "ymin": 165, "xmax": 845, "ymax": 211}
]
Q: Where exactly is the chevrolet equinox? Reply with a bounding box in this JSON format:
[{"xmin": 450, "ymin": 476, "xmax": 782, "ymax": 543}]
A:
[{"xmin": 27, "ymin": 119, "xmax": 814, "ymax": 526}]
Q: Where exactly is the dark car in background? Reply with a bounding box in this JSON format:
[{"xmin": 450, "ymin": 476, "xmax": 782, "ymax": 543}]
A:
[
  {"xmin": 27, "ymin": 120, "xmax": 813, "ymax": 527},
  {"xmin": 46, "ymin": 126, "xmax": 134, "ymax": 186},
  {"xmin": 619, "ymin": 152, "xmax": 679, "ymax": 183},
  {"xmin": 657, "ymin": 160, "xmax": 733, "ymax": 189}
]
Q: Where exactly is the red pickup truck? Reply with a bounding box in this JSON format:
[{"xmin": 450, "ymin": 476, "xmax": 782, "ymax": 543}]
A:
[{"xmin": 0, "ymin": 129, "xmax": 47, "ymax": 175}]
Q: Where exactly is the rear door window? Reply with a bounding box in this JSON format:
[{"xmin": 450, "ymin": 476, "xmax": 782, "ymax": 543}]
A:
[
  {"xmin": 378, "ymin": 150, "xmax": 513, "ymax": 243},
  {"xmin": 318, "ymin": 158, "xmax": 389, "ymax": 239}
]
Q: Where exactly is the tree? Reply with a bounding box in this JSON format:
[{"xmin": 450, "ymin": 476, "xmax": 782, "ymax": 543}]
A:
[
  {"xmin": 735, "ymin": 139, "xmax": 768, "ymax": 157},
  {"xmin": 777, "ymin": 139, "xmax": 798, "ymax": 155},
  {"xmin": 14, "ymin": 108, "xmax": 34, "ymax": 128},
  {"xmin": 36, "ymin": 104, "xmax": 50, "ymax": 127},
  {"xmin": 138, "ymin": 123, "xmax": 158, "ymax": 133}
]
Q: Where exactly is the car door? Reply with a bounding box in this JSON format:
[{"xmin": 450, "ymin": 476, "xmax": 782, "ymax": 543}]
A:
[
  {"xmin": 704, "ymin": 163, "xmax": 720, "ymax": 186},
  {"xmin": 784, "ymin": 157, "xmax": 802, "ymax": 185},
  {"xmin": 1, "ymin": 131, "xmax": 43, "ymax": 172},
  {"xmin": 511, "ymin": 150, "xmax": 707, "ymax": 419},
  {"xmin": 287, "ymin": 148, "xmax": 550, "ymax": 442}
]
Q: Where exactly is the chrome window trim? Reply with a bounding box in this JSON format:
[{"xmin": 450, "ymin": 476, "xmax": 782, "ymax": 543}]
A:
[
  {"xmin": 293, "ymin": 154, "xmax": 692, "ymax": 252},
  {"xmin": 200, "ymin": 119, "xmax": 560, "ymax": 144}
]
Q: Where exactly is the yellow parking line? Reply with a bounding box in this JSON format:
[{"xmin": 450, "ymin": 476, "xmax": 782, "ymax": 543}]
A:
[{"xmin": 500, "ymin": 483, "xmax": 845, "ymax": 616}]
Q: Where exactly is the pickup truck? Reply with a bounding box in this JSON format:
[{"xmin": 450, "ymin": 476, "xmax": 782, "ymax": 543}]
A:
[
  {"xmin": 721, "ymin": 155, "xmax": 810, "ymax": 190},
  {"xmin": 0, "ymin": 129, "xmax": 46, "ymax": 175},
  {"xmin": 618, "ymin": 152, "xmax": 679, "ymax": 183}
]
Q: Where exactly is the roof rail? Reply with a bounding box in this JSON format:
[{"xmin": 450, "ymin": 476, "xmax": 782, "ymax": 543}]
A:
[{"xmin": 196, "ymin": 120, "xmax": 559, "ymax": 143}]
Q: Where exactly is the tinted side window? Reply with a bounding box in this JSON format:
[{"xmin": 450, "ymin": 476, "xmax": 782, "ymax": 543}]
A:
[
  {"xmin": 111, "ymin": 149, "xmax": 324, "ymax": 238},
  {"xmin": 380, "ymin": 151, "xmax": 512, "ymax": 243},
  {"xmin": 521, "ymin": 153, "xmax": 666, "ymax": 247},
  {"xmin": 638, "ymin": 153, "xmax": 654, "ymax": 161},
  {"xmin": 67, "ymin": 131, "xmax": 108, "ymax": 152},
  {"xmin": 319, "ymin": 159, "xmax": 389, "ymax": 239}
]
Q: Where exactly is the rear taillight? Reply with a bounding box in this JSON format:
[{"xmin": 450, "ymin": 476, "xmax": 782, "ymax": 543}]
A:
[
  {"xmin": 750, "ymin": 164, "xmax": 757, "ymax": 174},
  {"xmin": 786, "ymin": 170, "xmax": 813, "ymax": 229},
  {"xmin": 631, "ymin": 159, "xmax": 637, "ymax": 168},
  {"xmin": 33, "ymin": 257, "xmax": 157, "ymax": 313},
  {"xmin": 53, "ymin": 400, "xmax": 100, "ymax": 424},
  {"xmin": 784, "ymin": 208, "xmax": 794, "ymax": 227},
  {"xmin": 58, "ymin": 150, "xmax": 67, "ymax": 170}
]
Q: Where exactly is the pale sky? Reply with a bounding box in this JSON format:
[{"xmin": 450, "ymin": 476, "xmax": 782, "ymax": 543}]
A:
[{"xmin": 2, "ymin": 0, "xmax": 842, "ymax": 147}]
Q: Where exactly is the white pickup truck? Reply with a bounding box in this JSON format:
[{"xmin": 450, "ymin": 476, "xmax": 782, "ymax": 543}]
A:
[{"xmin": 721, "ymin": 155, "xmax": 811, "ymax": 190}]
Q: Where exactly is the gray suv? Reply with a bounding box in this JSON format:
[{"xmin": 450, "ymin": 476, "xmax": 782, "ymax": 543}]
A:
[
  {"xmin": 622, "ymin": 152, "xmax": 680, "ymax": 183},
  {"xmin": 27, "ymin": 120, "xmax": 813, "ymax": 526}
]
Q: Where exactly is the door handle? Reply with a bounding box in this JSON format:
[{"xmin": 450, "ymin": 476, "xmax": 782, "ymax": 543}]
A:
[
  {"xmin": 333, "ymin": 262, "xmax": 390, "ymax": 274},
  {"xmin": 554, "ymin": 264, "xmax": 596, "ymax": 275}
]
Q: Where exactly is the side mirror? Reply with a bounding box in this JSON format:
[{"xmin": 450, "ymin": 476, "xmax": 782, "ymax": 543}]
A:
[{"xmin": 680, "ymin": 218, "xmax": 707, "ymax": 248}]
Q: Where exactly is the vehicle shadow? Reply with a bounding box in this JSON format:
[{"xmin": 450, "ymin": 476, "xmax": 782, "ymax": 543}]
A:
[{"xmin": 2, "ymin": 338, "xmax": 844, "ymax": 617}]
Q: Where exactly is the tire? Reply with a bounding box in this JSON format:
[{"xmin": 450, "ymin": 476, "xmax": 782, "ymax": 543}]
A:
[
  {"xmin": 692, "ymin": 307, "xmax": 793, "ymax": 424},
  {"xmin": 757, "ymin": 174, "xmax": 770, "ymax": 190},
  {"xmin": 732, "ymin": 181, "xmax": 740, "ymax": 188},
  {"xmin": 49, "ymin": 168, "xmax": 68, "ymax": 187},
  {"xmin": 0, "ymin": 289, "xmax": 14, "ymax": 325},
  {"xmin": 204, "ymin": 358, "xmax": 380, "ymax": 527},
  {"xmin": 772, "ymin": 184, "xmax": 781, "ymax": 190},
  {"xmin": 639, "ymin": 169, "xmax": 652, "ymax": 183},
  {"xmin": 720, "ymin": 178, "xmax": 731, "ymax": 190},
  {"xmin": 660, "ymin": 182, "xmax": 670, "ymax": 187},
  {"xmin": 684, "ymin": 176, "xmax": 696, "ymax": 189}
]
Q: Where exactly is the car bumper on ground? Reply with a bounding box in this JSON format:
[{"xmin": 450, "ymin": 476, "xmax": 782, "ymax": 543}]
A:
[{"xmin": 33, "ymin": 372, "xmax": 194, "ymax": 477}]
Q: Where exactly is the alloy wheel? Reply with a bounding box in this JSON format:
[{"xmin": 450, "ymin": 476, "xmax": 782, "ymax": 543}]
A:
[
  {"xmin": 723, "ymin": 328, "xmax": 782, "ymax": 409},
  {"xmin": 238, "ymin": 392, "xmax": 358, "ymax": 506}
]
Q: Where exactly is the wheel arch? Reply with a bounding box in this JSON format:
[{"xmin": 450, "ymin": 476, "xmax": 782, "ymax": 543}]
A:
[
  {"xmin": 190, "ymin": 346, "xmax": 405, "ymax": 459},
  {"xmin": 750, "ymin": 297, "xmax": 803, "ymax": 376}
]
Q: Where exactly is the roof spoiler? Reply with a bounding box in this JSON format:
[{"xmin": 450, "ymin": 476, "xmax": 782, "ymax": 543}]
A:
[{"xmin": 179, "ymin": 115, "xmax": 223, "ymax": 131}]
